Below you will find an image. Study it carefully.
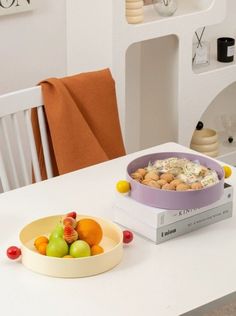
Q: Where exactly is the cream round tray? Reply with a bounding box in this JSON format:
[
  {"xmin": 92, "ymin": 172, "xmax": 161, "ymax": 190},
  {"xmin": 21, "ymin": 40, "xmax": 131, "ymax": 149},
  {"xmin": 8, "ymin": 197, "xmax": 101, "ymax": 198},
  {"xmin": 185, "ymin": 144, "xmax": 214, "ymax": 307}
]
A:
[{"xmin": 19, "ymin": 215, "xmax": 123, "ymax": 278}]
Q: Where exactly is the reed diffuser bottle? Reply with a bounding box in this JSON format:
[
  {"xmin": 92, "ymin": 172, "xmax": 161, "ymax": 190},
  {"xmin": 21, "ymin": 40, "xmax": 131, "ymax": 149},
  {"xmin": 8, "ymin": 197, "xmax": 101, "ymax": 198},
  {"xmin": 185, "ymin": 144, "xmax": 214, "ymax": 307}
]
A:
[{"xmin": 153, "ymin": 0, "xmax": 177, "ymax": 17}]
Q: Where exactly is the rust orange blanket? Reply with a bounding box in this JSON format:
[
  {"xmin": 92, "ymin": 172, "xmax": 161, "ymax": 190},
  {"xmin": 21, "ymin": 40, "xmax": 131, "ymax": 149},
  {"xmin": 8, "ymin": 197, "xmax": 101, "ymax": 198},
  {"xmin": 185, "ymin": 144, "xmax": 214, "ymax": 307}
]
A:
[{"xmin": 32, "ymin": 69, "xmax": 126, "ymax": 180}]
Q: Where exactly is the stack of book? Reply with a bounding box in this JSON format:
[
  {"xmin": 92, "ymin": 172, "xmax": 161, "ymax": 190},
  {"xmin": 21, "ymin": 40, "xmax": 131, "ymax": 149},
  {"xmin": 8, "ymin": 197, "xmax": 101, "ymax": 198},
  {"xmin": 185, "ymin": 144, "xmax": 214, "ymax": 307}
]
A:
[{"xmin": 113, "ymin": 183, "xmax": 233, "ymax": 244}]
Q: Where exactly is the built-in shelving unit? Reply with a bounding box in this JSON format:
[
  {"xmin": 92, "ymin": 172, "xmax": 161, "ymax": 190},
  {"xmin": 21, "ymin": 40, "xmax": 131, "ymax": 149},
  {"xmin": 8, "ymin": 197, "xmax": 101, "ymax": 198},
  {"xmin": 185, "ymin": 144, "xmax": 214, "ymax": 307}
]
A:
[
  {"xmin": 112, "ymin": 0, "xmax": 228, "ymax": 153},
  {"xmin": 67, "ymin": 0, "xmax": 236, "ymax": 162},
  {"xmin": 141, "ymin": 0, "xmax": 212, "ymax": 24},
  {"xmin": 193, "ymin": 60, "xmax": 236, "ymax": 75},
  {"xmin": 190, "ymin": 0, "xmax": 236, "ymax": 163}
]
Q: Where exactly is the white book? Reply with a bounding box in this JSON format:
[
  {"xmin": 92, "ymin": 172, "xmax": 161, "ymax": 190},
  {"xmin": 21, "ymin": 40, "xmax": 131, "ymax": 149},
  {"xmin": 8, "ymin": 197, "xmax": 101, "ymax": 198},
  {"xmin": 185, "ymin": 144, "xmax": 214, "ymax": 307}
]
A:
[
  {"xmin": 114, "ymin": 184, "xmax": 233, "ymax": 228},
  {"xmin": 114, "ymin": 202, "xmax": 233, "ymax": 244}
]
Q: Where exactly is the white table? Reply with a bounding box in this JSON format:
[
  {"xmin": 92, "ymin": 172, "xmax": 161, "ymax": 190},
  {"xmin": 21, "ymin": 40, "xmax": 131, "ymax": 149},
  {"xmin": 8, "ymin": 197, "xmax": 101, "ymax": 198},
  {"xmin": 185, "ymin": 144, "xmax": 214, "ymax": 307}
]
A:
[{"xmin": 1, "ymin": 142, "xmax": 235, "ymax": 316}]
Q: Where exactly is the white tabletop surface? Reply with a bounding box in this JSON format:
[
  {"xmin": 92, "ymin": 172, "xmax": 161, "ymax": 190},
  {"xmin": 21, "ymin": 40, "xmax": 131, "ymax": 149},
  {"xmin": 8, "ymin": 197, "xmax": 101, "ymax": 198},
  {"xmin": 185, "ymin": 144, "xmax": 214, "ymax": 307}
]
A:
[{"xmin": 1, "ymin": 142, "xmax": 235, "ymax": 316}]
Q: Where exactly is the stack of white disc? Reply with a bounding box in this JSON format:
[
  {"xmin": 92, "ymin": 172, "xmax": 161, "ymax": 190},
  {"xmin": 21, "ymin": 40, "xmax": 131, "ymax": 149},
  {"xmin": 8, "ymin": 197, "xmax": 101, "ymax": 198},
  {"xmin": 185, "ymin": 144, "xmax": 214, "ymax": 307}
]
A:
[
  {"xmin": 126, "ymin": 0, "xmax": 144, "ymax": 24},
  {"xmin": 190, "ymin": 128, "xmax": 219, "ymax": 158}
]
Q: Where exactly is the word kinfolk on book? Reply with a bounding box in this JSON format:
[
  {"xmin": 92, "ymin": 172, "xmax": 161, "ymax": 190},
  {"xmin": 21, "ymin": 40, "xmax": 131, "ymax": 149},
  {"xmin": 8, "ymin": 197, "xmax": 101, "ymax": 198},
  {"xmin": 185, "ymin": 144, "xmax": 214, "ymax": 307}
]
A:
[{"xmin": 0, "ymin": 0, "xmax": 32, "ymax": 16}]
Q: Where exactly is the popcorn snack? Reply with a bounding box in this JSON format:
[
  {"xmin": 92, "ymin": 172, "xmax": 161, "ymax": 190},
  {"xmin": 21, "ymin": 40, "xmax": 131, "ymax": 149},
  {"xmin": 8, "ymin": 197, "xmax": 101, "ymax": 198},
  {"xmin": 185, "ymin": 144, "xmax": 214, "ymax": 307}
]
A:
[{"xmin": 131, "ymin": 157, "xmax": 219, "ymax": 191}]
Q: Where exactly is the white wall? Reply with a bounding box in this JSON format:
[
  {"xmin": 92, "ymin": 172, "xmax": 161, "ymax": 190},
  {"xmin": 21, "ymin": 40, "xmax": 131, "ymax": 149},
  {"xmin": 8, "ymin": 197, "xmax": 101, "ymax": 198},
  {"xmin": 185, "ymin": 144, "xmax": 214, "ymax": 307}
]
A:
[
  {"xmin": 66, "ymin": 0, "xmax": 112, "ymax": 74},
  {"xmin": 0, "ymin": 0, "xmax": 67, "ymax": 191},
  {"xmin": 0, "ymin": 0, "xmax": 67, "ymax": 94}
]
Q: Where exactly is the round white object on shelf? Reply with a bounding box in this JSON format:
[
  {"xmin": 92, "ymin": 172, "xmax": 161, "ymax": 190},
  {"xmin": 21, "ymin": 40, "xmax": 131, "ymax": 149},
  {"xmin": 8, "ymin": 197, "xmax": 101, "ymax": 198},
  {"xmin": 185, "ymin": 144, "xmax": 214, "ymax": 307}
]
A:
[
  {"xmin": 191, "ymin": 128, "xmax": 218, "ymax": 145},
  {"xmin": 126, "ymin": 15, "xmax": 143, "ymax": 23},
  {"xmin": 190, "ymin": 141, "xmax": 219, "ymax": 153},
  {"xmin": 126, "ymin": 8, "xmax": 143, "ymax": 17},
  {"xmin": 126, "ymin": 1, "xmax": 143, "ymax": 9}
]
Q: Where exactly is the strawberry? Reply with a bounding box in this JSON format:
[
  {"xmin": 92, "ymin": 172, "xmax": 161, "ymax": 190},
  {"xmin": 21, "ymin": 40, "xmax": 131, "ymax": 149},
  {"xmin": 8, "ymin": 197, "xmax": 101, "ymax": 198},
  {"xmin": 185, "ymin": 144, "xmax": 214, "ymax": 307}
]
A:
[{"xmin": 66, "ymin": 211, "xmax": 77, "ymax": 219}]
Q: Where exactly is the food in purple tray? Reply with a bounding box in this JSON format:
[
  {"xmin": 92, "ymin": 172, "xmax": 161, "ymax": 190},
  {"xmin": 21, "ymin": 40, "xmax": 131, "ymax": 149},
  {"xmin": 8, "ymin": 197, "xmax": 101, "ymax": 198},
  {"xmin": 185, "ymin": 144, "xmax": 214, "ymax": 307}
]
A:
[{"xmin": 131, "ymin": 157, "xmax": 219, "ymax": 191}]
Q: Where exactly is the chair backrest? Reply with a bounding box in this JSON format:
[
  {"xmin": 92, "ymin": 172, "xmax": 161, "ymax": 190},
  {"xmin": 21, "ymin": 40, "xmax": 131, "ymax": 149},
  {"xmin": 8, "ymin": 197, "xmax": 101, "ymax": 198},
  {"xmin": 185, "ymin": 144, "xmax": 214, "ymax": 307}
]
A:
[{"xmin": 0, "ymin": 86, "xmax": 53, "ymax": 192}]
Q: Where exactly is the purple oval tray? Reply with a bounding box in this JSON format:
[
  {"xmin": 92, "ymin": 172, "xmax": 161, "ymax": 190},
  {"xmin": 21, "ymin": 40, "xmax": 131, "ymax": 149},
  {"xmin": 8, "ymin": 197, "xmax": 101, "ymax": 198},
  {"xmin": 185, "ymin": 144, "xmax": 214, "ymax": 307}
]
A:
[{"xmin": 126, "ymin": 152, "xmax": 224, "ymax": 210}]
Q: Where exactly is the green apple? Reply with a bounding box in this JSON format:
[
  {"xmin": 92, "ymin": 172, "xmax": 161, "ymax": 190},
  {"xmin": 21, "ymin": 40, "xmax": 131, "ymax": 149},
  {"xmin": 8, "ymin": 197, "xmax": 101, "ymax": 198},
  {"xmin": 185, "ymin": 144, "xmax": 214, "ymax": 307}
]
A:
[
  {"xmin": 70, "ymin": 240, "xmax": 91, "ymax": 258},
  {"xmin": 49, "ymin": 224, "xmax": 64, "ymax": 241},
  {"xmin": 46, "ymin": 237, "xmax": 69, "ymax": 257}
]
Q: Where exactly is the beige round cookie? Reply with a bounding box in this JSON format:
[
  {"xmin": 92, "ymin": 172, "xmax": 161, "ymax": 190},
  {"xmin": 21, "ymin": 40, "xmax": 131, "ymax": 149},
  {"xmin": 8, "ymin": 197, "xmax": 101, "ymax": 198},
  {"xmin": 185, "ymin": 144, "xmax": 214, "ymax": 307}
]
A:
[
  {"xmin": 160, "ymin": 173, "xmax": 175, "ymax": 183},
  {"xmin": 136, "ymin": 168, "xmax": 146, "ymax": 177},
  {"xmin": 131, "ymin": 172, "xmax": 143, "ymax": 181},
  {"xmin": 147, "ymin": 180, "xmax": 161, "ymax": 189},
  {"xmin": 157, "ymin": 179, "xmax": 167, "ymax": 187},
  {"xmin": 170, "ymin": 179, "xmax": 183, "ymax": 188},
  {"xmin": 191, "ymin": 182, "xmax": 203, "ymax": 190},
  {"xmin": 162, "ymin": 183, "xmax": 176, "ymax": 191},
  {"xmin": 176, "ymin": 183, "xmax": 190, "ymax": 191},
  {"xmin": 145, "ymin": 171, "xmax": 159, "ymax": 181}
]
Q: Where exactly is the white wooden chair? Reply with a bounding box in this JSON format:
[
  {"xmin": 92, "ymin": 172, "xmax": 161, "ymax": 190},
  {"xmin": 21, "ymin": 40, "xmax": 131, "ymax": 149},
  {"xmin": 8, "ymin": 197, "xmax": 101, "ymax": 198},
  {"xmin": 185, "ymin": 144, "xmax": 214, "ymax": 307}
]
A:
[{"xmin": 0, "ymin": 86, "xmax": 53, "ymax": 192}]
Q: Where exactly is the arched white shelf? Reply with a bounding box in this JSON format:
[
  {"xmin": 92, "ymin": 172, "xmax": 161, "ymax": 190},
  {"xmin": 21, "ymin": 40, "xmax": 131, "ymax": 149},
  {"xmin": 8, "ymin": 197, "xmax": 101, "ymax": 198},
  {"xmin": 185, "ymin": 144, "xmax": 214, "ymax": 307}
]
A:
[
  {"xmin": 193, "ymin": 1, "xmax": 236, "ymax": 75},
  {"xmin": 141, "ymin": 0, "xmax": 214, "ymax": 25},
  {"xmin": 125, "ymin": 35, "xmax": 179, "ymax": 152},
  {"xmin": 112, "ymin": 0, "xmax": 227, "ymax": 153},
  {"xmin": 66, "ymin": 0, "xmax": 232, "ymax": 155},
  {"xmin": 197, "ymin": 81, "xmax": 236, "ymax": 165}
]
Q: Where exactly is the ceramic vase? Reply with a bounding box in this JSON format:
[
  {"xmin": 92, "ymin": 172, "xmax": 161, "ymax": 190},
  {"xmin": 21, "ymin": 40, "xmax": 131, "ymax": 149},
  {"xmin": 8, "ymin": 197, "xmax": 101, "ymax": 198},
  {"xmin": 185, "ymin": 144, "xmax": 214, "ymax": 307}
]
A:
[
  {"xmin": 153, "ymin": 0, "xmax": 177, "ymax": 17},
  {"xmin": 126, "ymin": 0, "xmax": 144, "ymax": 24},
  {"xmin": 190, "ymin": 128, "xmax": 219, "ymax": 158}
]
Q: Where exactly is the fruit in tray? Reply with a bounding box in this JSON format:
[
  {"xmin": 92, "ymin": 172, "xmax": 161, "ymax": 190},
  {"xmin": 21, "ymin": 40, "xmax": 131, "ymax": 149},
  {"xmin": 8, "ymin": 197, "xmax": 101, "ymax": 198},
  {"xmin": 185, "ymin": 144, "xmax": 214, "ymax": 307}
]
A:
[
  {"xmin": 76, "ymin": 218, "xmax": 103, "ymax": 246},
  {"xmin": 49, "ymin": 224, "xmax": 64, "ymax": 241},
  {"xmin": 131, "ymin": 157, "xmax": 220, "ymax": 191},
  {"xmin": 34, "ymin": 212, "xmax": 104, "ymax": 258},
  {"xmin": 46, "ymin": 238, "xmax": 69, "ymax": 258},
  {"xmin": 70, "ymin": 240, "xmax": 91, "ymax": 258}
]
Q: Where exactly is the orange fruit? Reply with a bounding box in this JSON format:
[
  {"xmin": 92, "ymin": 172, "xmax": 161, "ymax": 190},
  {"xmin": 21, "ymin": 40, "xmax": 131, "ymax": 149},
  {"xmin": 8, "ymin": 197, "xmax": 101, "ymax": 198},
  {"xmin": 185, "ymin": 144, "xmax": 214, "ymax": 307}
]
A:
[
  {"xmin": 37, "ymin": 242, "xmax": 48, "ymax": 255},
  {"xmin": 34, "ymin": 236, "xmax": 49, "ymax": 249},
  {"xmin": 76, "ymin": 219, "xmax": 103, "ymax": 246},
  {"xmin": 91, "ymin": 245, "xmax": 104, "ymax": 256}
]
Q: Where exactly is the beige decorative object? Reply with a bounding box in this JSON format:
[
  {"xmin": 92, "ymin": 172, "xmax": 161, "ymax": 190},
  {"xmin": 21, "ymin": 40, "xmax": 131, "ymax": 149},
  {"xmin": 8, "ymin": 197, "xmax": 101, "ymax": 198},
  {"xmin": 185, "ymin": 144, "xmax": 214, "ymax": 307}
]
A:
[
  {"xmin": 190, "ymin": 128, "xmax": 219, "ymax": 158},
  {"xmin": 126, "ymin": 0, "xmax": 144, "ymax": 24}
]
